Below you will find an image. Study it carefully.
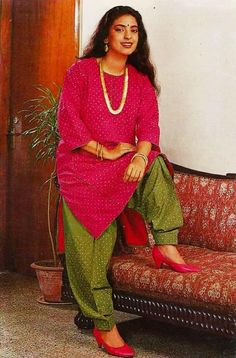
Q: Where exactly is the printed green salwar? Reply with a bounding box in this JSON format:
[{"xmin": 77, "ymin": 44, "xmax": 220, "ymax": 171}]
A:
[
  {"xmin": 128, "ymin": 156, "xmax": 183, "ymax": 244},
  {"xmin": 63, "ymin": 202, "xmax": 117, "ymax": 330},
  {"xmin": 62, "ymin": 156, "xmax": 183, "ymax": 330}
]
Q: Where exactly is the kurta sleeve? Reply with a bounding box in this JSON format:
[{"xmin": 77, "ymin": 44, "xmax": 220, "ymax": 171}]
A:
[
  {"xmin": 136, "ymin": 75, "xmax": 160, "ymax": 147},
  {"xmin": 57, "ymin": 62, "xmax": 93, "ymax": 151}
]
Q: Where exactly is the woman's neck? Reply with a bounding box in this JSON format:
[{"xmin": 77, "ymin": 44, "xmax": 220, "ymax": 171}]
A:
[{"xmin": 101, "ymin": 52, "xmax": 127, "ymax": 75}]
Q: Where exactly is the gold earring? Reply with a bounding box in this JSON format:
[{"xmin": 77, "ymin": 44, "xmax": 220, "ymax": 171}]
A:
[
  {"xmin": 104, "ymin": 39, "xmax": 109, "ymax": 53},
  {"xmin": 104, "ymin": 43, "xmax": 108, "ymax": 52}
]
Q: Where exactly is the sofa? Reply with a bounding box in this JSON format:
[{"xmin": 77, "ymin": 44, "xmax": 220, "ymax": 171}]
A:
[{"xmin": 61, "ymin": 164, "xmax": 236, "ymax": 338}]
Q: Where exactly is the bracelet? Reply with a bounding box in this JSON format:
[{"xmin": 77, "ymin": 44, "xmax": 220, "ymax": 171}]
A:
[
  {"xmin": 96, "ymin": 142, "xmax": 100, "ymax": 159},
  {"xmin": 131, "ymin": 153, "xmax": 148, "ymax": 167},
  {"xmin": 96, "ymin": 142, "xmax": 104, "ymax": 161},
  {"xmin": 99, "ymin": 144, "xmax": 104, "ymax": 161}
]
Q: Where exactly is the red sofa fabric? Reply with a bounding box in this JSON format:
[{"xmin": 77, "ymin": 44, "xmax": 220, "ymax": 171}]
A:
[
  {"xmin": 109, "ymin": 245, "xmax": 236, "ymax": 315},
  {"xmin": 174, "ymin": 173, "xmax": 236, "ymax": 253}
]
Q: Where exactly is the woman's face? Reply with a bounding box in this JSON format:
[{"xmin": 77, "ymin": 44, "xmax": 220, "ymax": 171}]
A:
[{"xmin": 106, "ymin": 14, "xmax": 139, "ymax": 56}]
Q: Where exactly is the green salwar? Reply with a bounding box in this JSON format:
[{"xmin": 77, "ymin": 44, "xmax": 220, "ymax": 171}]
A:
[
  {"xmin": 128, "ymin": 156, "xmax": 183, "ymax": 244},
  {"xmin": 62, "ymin": 156, "xmax": 183, "ymax": 330}
]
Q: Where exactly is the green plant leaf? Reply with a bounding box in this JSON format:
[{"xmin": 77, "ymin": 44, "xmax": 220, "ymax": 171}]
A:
[{"xmin": 21, "ymin": 83, "xmax": 61, "ymax": 162}]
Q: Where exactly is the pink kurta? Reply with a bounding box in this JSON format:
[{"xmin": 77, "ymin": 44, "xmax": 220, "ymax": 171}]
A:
[{"xmin": 56, "ymin": 57, "xmax": 160, "ymax": 238}]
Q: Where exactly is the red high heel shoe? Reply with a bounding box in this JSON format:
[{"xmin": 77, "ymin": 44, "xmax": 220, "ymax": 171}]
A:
[
  {"xmin": 152, "ymin": 246, "xmax": 200, "ymax": 273},
  {"xmin": 93, "ymin": 327, "xmax": 135, "ymax": 357}
]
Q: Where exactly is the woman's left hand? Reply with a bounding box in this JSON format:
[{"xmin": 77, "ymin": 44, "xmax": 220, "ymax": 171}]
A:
[{"xmin": 123, "ymin": 157, "xmax": 146, "ymax": 182}]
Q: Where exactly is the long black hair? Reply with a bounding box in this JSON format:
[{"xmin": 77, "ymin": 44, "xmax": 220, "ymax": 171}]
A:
[{"xmin": 81, "ymin": 6, "xmax": 160, "ymax": 94}]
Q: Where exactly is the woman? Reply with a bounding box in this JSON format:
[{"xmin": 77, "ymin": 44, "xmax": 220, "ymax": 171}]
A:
[{"xmin": 56, "ymin": 5, "xmax": 200, "ymax": 357}]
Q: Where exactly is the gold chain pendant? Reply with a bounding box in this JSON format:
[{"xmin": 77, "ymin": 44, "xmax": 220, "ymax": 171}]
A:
[{"xmin": 99, "ymin": 61, "xmax": 128, "ymax": 115}]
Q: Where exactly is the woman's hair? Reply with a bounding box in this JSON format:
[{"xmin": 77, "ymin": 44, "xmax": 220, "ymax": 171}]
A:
[{"xmin": 81, "ymin": 6, "xmax": 160, "ymax": 94}]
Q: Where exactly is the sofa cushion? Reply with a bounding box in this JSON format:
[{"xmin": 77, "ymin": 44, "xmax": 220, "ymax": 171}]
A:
[
  {"xmin": 109, "ymin": 245, "xmax": 236, "ymax": 315},
  {"xmin": 174, "ymin": 172, "xmax": 236, "ymax": 253}
]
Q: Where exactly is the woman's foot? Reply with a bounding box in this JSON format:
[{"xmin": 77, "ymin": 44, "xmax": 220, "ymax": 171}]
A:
[
  {"xmin": 157, "ymin": 245, "xmax": 186, "ymax": 264},
  {"xmin": 93, "ymin": 325, "xmax": 135, "ymax": 357},
  {"xmin": 152, "ymin": 245, "xmax": 200, "ymax": 273}
]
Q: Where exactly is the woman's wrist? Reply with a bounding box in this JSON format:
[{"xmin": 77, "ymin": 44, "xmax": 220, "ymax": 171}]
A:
[
  {"xmin": 131, "ymin": 152, "xmax": 148, "ymax": 167},
  {"xmin": 102, "ymin": 146, "xmax": 113, "ymax": 160}
]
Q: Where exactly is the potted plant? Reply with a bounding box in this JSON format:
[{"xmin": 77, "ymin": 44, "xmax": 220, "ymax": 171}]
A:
[{"xmin": 22, "ymin": 85, "xmax": 66, "ymax": 303}]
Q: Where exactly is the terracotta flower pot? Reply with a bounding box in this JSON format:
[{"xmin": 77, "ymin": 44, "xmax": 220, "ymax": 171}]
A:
[{"xmin": 31, "ymin": 260, "xmax": 64, "ymax": 303}]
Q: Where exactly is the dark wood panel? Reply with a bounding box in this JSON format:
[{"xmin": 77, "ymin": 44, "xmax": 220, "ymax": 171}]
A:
[
  {"xmin": 10, "ymin": 0, "xmax": 78, "ymax": 119},
  {"xmin": 0, "ymin": 0, "xmax": 12, "ymax": 133},
  {"xmin": 0, "ymin": 134, "xmax": 8, "ymax": 270},
  {"xmin": 0, "ymin": 0, "xmax": 13, "ymax": 270},
  {"xmin": 7, "ymin": 0, "xmax": 78, "ymax": 274}
]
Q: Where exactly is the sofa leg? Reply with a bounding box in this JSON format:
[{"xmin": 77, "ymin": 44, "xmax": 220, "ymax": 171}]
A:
[{"xmin": 74, "ymin": 311, "xmax": 94, "ymax": 330}]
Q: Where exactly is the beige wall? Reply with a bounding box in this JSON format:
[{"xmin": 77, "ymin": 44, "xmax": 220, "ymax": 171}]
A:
[{"xmin": 81, "ymin": 1, "xmax": 236, "ymax": 175}]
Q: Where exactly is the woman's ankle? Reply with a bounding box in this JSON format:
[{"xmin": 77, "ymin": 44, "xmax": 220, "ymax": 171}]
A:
[
  {"xmin": 155, "ymin": 244, "xmax": 185, "ymax": 264},
  {"xmin": 155, "ymin": 244, "xmax": 175, "ymax": 253},
  {"xmin": 99, "ymin": 325, "xmax": 125, "ymax": 347}
]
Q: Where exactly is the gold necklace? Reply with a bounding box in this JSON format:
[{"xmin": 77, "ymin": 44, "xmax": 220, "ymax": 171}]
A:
[{"xmin": 99, "ymin": 61, "xmax": 128, "ymax": 115}]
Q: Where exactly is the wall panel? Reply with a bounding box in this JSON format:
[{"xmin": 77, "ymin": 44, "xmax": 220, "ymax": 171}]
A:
[{"xmin": 81, "ymin": 0, "xmax": 236, "ymax": 174}]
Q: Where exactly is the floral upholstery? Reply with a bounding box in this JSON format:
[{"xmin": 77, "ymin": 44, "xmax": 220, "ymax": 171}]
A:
[
  {"xmin": 109, "ymin": 245, "xmax": 236, "ymax": 315},
  {"xmin": 174, "ymin": 172, "xmax": 236, "ymax": 253},
  {"xmin": 111, "ymin": 171, "xmax": 236, "ymax": 316}
]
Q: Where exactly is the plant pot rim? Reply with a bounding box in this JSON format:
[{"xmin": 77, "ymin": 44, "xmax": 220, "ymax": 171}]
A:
[{"xmin": 31, "ymin": 260, "xmax": 63, "ymax": 271}]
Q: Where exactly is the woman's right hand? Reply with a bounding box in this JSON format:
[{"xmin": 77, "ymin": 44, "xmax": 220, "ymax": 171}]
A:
[{"xmin": 107, "ymin": 143, "xmax": 136, "ymax": 160}]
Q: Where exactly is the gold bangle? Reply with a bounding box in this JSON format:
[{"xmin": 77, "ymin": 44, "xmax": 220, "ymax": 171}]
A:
[
  {"xmin": 96, "ymin": 141, "xmax": 104, "ymax": 161},
  {"xmin": 131, "ymin": 153, "xmax": 148, "ymax": 166},
  {"xmin": 98, "ymin": 144, "xmax": 103, "ymax": 161},
  {"xmin": 100, "ymin": 145, "xmax": 104, "ymax": 161},
  {"xmin": 96, "ymin": 141, "xmax": 99, "ymax": 157},
  {"xmin": 96, "ymin": 142, "xmax": 101, "ymax": 159}
]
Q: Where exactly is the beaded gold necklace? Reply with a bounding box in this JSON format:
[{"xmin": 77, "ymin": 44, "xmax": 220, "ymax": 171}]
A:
[{"xmin": 99, "ymin": 61, "xmax": 128, "ymax": 115}]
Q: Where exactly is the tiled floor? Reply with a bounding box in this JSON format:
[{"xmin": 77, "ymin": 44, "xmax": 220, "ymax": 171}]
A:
[{"xmin": 0, "ymin": 271, "xmax": 235, "ymax": 358}]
